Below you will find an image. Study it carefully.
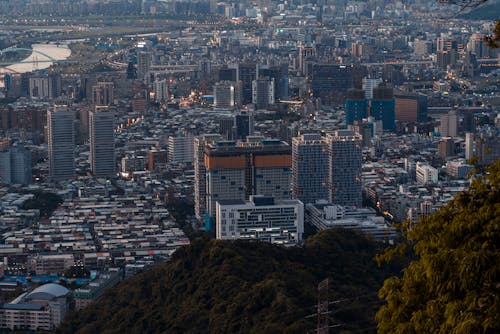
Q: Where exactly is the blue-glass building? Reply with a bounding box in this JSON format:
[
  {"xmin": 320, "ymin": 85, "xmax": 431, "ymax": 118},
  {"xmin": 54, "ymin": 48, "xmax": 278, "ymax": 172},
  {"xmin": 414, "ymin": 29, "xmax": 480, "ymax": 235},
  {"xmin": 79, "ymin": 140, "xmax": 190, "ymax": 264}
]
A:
[{"xmin": 345, "ymin": 88, "xmax": 367, "ymax": 126}]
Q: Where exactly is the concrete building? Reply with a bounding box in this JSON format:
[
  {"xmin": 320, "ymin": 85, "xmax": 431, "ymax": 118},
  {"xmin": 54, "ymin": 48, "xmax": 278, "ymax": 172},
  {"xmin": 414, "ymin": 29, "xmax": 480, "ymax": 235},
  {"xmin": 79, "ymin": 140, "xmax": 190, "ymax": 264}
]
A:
[
  {"xmin": 153, "ymin": 79, "xmax": 168, "ymax": 102},
  {"xmin": 28, "ymin": 254, "xmax": 75, "ymax": 275},
  {"xmin": 0, "ymin": 283, "xmax": 70, "ymax": 331},
  {"xmin": 291, "ymin": 134, "xmax": 329, "ymax": 204},
  {"xmin": 234, "ymin": 110, "xmax": 254, "ymax": 140},
  {"xmin": 0, "ymin": 145, "xmax": 31, "ymax": 185},
  {"xmin": 438, "ymin": 137, "xmax": 455, "ymax": 160},
  {"xmin": 465, "ymin": 132, "xmax": 474, "ymax": 160},
  {"xmin": 137, "ymin": 51, "xmax": 152, "ymax": 81},
  {"xmin": 47, "ymin": 106, "xmax": 75, "ymax": 182},
  {"xmin": 306, "ymin": 203, "xmax": 395, "ymax": 242},
  {"xmin": 91, "ymin": 82, "xmax": 114, "ymax": 106},
  {"xmin": 216, "ymin": 196, "xmax": 304, "ymax": 246},
  {"xmin": 362, "ymin": 77, "xmax": 382, "ymax": 99},
  {"xmin": 446, "ymin": 160, "xmax": 474, "ymax": 179},
  {"xmin": 252, "ymin": 77, "xmax": 275, "ymax": 109},
  {"xmin": 73, "ymin": 269, "xmax": 122, "ymax": 310},
  {"xmin": 416, "ymin": 162, "xmax": 438, "ymax": 184},
  {"xmin": 204, "ymin": 138, "xmax": 292, "ymax": 225},
  {"xmin": 439, "ymin": 110, "xmax": 458, "ymax": 137},
  {"xmin": 10, "ymin": 146, "xmax": 32, "ymax": 185},
  {"xmin": 213, "ymin": 81, "xmax": 236, "ymax": 108},
  {"xmin": 89, "ymin": 107, "xmax": 115, "ymax": 178},
  {"xmin": 194, "ymin": 134, "xmax": 223, "ymax": 220},
  {"xmin": 394, "ymin": 93, "xmax": 428, "ymax": 122},
  {"xmin": 327, "ymin": 130, "xmax": 363, "ymax": 207},
  {"xmin": 168, "ymin": 132, "xmax": 194, "ymax": 165}
]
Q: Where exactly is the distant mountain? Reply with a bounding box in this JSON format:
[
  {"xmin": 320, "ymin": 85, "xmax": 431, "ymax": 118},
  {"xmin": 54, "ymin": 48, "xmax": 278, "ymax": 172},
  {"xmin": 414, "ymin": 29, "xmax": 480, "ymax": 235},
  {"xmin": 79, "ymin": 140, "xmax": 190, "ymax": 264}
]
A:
[
  {"xmin": 57, "ymin": 229, "xmax": 399, "ymax": 334},
  {"xmin": 459, "ymin": 0, "xmax": 500, "ymax": 20}
]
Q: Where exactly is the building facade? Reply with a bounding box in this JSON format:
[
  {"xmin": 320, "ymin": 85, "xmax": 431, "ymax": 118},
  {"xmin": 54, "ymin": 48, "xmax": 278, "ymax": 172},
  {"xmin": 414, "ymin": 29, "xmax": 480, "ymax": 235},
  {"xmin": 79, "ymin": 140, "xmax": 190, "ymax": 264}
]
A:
[
  {"xmin": 291, "ymin": 134, "xmax": 329, "ymax": 204},
  {"xmin": 216, "ymin": 196, "xmax": 304, "ymax": 246},
  {"xmin": 89, "ymin": 107, "xmax": 115, "ymax": 178},
  {"xmin": 327, "ymin": 130, "xmax": 363, "ymax": 207},
  {"xmin": 47, "ymin": 106, "xmax": 75, "ymax": 182}
]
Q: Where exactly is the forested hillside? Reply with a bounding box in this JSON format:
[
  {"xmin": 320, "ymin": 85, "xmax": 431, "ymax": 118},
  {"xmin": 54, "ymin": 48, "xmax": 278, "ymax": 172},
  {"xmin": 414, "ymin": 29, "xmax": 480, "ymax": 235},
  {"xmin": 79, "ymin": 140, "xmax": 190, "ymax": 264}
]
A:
[{"xmin": 57, "ymin": 229, "xmax": 397, "ymax": 334}]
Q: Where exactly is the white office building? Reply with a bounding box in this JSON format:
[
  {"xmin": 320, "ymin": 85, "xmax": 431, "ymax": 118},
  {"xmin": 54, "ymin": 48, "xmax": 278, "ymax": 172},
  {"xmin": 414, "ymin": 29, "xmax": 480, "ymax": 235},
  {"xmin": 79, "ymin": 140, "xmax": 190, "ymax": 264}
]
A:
[
  {"xmin": 416, "ymin": 162, "xmax": 438, "ymax": 184},
  {"xmin": 216, "ymin": 196, "xmax": 304, "ymax": 246},
  {"xmin": 167, "ymin": 132, "xmax": 194, "ymax": 165}
]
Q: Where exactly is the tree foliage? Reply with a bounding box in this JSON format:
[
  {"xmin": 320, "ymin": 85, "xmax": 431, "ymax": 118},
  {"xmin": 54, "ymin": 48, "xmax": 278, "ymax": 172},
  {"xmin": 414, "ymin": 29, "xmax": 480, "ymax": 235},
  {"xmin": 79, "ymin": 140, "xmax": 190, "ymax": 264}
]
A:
[
  {"xmin": 376, "ymin": 159, "xmax": 500, "ymax": 334},
  {"xmin": 57, "ymin": 229, "xmax": 399, "ymax": 334},
  {"xmin": 484, "ymin": 20, "xmax": 500, "ymax": 48}
]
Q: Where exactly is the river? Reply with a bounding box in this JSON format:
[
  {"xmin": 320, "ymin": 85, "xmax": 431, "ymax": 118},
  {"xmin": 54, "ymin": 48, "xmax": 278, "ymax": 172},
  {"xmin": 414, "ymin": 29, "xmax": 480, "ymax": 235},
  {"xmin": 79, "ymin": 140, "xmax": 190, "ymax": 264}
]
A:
[{"xmin": 4, "ymin": 43, "xmax": 71, "ymax": 74}]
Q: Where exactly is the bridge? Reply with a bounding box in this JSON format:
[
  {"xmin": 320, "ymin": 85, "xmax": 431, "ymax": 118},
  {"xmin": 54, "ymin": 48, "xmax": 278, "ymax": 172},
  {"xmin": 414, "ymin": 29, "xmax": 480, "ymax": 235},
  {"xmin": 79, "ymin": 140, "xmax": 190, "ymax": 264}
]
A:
[{"xmin": 361, "ymin": 60, "xmax": 434, "ymax": 66}]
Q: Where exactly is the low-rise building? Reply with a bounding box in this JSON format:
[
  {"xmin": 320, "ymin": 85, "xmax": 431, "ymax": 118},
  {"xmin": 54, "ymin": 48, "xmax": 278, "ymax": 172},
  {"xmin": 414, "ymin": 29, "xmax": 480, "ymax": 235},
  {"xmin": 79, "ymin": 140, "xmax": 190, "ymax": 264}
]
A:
[{"xmin": 216, "ymin": 195, "xmax": 304, "ymax": 246}]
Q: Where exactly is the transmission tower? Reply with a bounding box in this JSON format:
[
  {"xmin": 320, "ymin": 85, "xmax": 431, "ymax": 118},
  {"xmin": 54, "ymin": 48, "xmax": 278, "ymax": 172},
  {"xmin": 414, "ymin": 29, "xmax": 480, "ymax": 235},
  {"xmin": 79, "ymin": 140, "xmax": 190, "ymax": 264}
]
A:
[{"xmin": 317, "ymin": 278, "xmax": 329, "ymax": 334}]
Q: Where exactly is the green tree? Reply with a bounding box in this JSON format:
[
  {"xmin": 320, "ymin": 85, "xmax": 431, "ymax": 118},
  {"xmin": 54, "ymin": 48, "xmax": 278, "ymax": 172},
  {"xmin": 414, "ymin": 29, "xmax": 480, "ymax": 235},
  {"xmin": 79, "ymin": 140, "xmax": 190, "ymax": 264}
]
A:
[{"xmin": 376, "ymin": 159, "xmax": 500, "ymax": 333}]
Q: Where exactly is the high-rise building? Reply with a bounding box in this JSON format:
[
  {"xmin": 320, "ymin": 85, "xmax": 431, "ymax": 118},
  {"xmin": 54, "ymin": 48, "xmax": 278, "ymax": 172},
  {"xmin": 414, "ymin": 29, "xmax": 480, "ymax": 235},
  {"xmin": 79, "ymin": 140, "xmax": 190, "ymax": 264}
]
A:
[
  {"xmin": 438, "ymin": 137, "xmax": 456, "ymax": 160},
  {"xmin": 89, "ymin": 107, "xmax": 115, "ymax": 178},
  {"xmin": 465, "ymin": 132, "xmax": 474, "ymax": 160},
  {"xmin": 91, "ymin": 82, "xmax": 114, "ymax": 106},
  {"xmin": 194, "ymin": 134, "xmax": 224, "ymax": 221},
  {"xmin": 152, "ymin": 79, "xmax": 168, "ymax": 102},
  {"xmin": 394, "ymin": 92, "xmax": 428, "ymax": 122},
  {"xmin": 218, "ymin": 117, "xmax": 234, "ymax": 140},
  {"xmin": 258, "ymin": 64, "xmax": 288, "ymax": 100},
  {"xmin": 10, "ymin": 146, "xmax": 32, "ymax": 185},
  {"xmin": 234, "ymin": 111, "xmax": 254, "ymax": 140},
  {"xmin": 213, "ymin": 81, "xmax": 236, "ymax": 108},
  {"xmin": 439, "ymin": 110, "xmax": 458, "ymax": 137},
  {"xmin": 345, "ymin": 89, "xmax": 367, "ymax": 126},
  {"xmin": 370, "ymin": 86, "xmax": 395, "ymax": 131},
  {"xmin": 204, "ymin": 139, "xmax": 292, "ymax": 228},
  {"xmin": 137, "ymin": 51, "xmax": 152, "ymax": 81},
  {"xmin": 167, "ymin": 132, "xmax": 194, "ymax": 165},
  {"xmin": 216, "ymin": 196, "xmax": 304, "ymax": 246},
  {"xmin": 252, "ymin": 77, "xmax": 275, "ymax": 109},
  {"xmin": 292, "ymin": 134, "xmax": 328, "ymax": 204},
  {"xmin": 327, "ymin": 130, "xmax": 363, "ymax": 207},
  {"xmin": 362, "ymin": 77, "xmax": 382, "ymax": 100},
  {"xmin": 48, "ymin": 106, "xmax": 75, "ymax": 182},
  {"xmin": 237, "ymin": 63, "xmax": 257, "ymax": 104}
]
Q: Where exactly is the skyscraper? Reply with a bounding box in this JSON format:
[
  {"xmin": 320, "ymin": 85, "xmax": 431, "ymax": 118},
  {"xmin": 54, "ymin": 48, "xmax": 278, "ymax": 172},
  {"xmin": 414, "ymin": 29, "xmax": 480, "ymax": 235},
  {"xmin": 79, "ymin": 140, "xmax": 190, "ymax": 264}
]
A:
[
  {"xmin": 194, "ymin": 134, "xmax": 223, "ymax": 221},
  {"xmin": 292, "ymin": 134, "xmax": 328, "ymax": 204},
  {"xmin": 327, "ymin": 130, "xmax": 362, "ymax": 207},
  {"xmin": 252, "ymin": 77, "xmax": 275, "ymax": 110},
  {"xmin": 137, "ymin": 51, "xmax": 152, "ymax": 81},
  {"xmin": 237, "ymin": 63, "xmax": 257, "ymax": 104},
  {"xmin": 48, "ymin": 106, "xmax": 75, "ymax": 182},
  {"xmin": 89, "ymin": 107, "xmax": 115, "ymax": 178}
]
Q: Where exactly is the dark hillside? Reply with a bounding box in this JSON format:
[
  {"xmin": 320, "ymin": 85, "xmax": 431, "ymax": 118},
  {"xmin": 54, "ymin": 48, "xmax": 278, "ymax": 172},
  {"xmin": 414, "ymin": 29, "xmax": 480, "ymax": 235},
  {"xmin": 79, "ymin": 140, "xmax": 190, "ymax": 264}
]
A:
[{"xmin": 57, "ymin": 229, "xmax": 398, "ymax": 334}]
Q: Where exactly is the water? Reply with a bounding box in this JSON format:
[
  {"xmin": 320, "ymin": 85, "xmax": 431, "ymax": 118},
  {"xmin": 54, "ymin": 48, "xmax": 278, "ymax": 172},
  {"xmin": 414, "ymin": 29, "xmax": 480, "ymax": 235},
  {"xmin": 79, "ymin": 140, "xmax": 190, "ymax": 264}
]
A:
[{"xmin": 4, "ymin": 43, "xmax": 71, "ymax": 73}]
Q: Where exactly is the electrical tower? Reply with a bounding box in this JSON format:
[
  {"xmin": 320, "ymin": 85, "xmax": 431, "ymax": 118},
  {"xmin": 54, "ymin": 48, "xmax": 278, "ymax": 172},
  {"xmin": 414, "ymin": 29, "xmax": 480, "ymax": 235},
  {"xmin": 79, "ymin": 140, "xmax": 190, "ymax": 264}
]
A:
[{"xmin": 317, "ymin": 278, "xmax": 329, "ymax": 334}]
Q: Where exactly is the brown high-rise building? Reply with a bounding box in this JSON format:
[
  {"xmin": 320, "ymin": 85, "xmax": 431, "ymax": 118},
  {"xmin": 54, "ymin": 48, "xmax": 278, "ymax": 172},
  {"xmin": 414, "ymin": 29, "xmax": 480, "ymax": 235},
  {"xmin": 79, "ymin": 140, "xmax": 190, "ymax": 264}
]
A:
[
  {"xmin": 202, "ymin": 138, "xmax": 292, "ymax": 229},
  {"xmin": 394, "ymin": 93, "xmax": 428, "ymax": 122}
]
